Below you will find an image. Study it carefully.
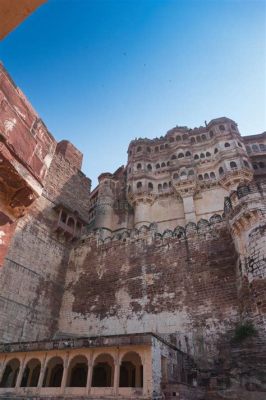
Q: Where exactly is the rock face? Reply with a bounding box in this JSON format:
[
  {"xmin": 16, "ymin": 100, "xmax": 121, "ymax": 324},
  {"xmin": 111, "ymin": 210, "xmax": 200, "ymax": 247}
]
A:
[{"xmin": 0, "ymin": 64, "xmax": 265, "ymax": 399}]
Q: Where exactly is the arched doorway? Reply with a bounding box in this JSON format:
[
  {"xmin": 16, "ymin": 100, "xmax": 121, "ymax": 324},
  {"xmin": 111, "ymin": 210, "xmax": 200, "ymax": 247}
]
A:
[
  {"xmin": 119, "ymin": 352, "xmax": 143, "ymax": 387},
  {"xmin": 42, "ymin": 357, "xmax": 63, "ymax": 387},
  {"xmin": 92, "ymin": 354, "xmax": 114, "ymax": 387},
  {"xmin": 0, "ymin": 359, "xmax": 20, "ymax": 388},
  {"xmin": 67, "ymin": 355, "xmax": 88, "ymax": 387},
  {"xmin": 20, "ymin": 358, "xmax": 41, "ymax": 387}
]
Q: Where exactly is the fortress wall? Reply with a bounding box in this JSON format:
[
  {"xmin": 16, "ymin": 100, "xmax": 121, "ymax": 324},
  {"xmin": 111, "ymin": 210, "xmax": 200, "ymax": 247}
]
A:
[
  {"xmin": 0, "ymin": 148, "xmax": 91, "ymax": 343},
  {"xmin": 59, "ymin": 220, "xmax": 239, "ymax": 360}
]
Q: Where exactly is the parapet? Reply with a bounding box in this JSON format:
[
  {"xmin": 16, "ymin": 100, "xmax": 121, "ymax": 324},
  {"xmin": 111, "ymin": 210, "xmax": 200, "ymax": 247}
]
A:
[{"xmin": 56, "ymin": 140, "xmax": 83, "ymax": 170}]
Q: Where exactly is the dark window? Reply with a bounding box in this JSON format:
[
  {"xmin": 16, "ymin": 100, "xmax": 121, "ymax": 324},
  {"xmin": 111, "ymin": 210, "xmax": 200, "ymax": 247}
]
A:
[
  {"xmin": 214, "ymin": 148, "xmax": 218, "ymax": 154},
  {"xmin": 219, "ymin": 124, "xmax": 225, "ymax": 131},
  {"xmin": 137, "ymin": 163, "xmax": 141, "ymax": 170},
  {"xmin": 171, "ymin": 154, "xmax": 177, "ymax": 160},
  {"xmin": 137, "ymin": 146, "xmax": 142, "ymax": 152},
  {"xmin": 219, "ymin": 167, "xmax": 224, "ymax": 175},
  {"xmin": 185, "ymin": 151, "xmax": 191, "ymax": 157},
  {"xmin": 137, "ymin": 182, "xmax": 142, "ymax": 189},
  {"xmin": 230, "ymin": 161, "xmax": 237, "ymax": 169},
  {"xmin": 224, "ymin": 142, "xmax": 230, "ymax": 148},
  {"xmin": 206, "ymin": 152, "xmax": 211, "ymax": 157},
  {"xmin": 148, "ymin": 182, "xmax": 153, "ymax": 189},
  {"xmin": 200, "ymin": 153, "xmax": 205, "ymax": 158},
  {"xmin": 147, "ymin": 164, "xmax": 152, "ymax": 171},
  {"xmin": 194, "ymin": 154, "xmax": 199, "ymax": 160},
  {"xmin": 178, "ymin": 153, "xmax": 184, "ymax": 158}
]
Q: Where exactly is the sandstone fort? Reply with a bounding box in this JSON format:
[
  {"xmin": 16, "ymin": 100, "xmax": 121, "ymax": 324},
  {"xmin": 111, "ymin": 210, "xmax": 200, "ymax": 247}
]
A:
[{"xmin": 0, "ymin": 63, "xmax": 265, "ymax": 399}]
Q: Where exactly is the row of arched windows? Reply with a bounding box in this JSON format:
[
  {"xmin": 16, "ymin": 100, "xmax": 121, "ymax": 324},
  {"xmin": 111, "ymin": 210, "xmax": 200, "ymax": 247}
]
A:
[
  {"xmin": 253, "ymin": 161, "xmax": 265, "ymax": 170},
  {"xmin": 246, "ymin": 143, "xmax": 266, "ymax": 154},
  {"xmin": 0, "ymin": 352, "xmax": 143, "ymax": 389}
]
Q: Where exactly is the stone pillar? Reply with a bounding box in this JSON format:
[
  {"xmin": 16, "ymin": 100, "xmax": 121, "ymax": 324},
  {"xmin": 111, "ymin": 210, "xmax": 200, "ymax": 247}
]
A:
[
  {"xmin": 61, "ymin": 352, "xmax": 69, "ymax": 392},
  {"xmin": 86, "ymin": 353, "xmax": 93, "ymax": 395},
  {"xmin": 37, "ymin": 354, "xmax": 47, "ymax": 388},
  {"xmin": 0, "ymin": 356, "xmax": 7, "ymax": 383},
  {"xmin": 113, "ymin": 350, "xmax": 120, "ymax": 396},
  {"xmin": 15, "ymin": 355, "xmax": 27, "ymax": 388}
]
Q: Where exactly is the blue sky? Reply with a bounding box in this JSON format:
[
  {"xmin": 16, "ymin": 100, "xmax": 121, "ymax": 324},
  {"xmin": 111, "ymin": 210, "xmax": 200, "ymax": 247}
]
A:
[{"xmin": 1, "ymin": 0, "xmax": 265, "ymax": 187}]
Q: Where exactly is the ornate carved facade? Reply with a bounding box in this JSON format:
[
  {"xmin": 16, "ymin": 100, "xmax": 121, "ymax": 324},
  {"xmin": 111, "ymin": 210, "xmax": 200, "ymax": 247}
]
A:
[{"xmin": 0, "ymin": 64, "xmax": 266, "ymax": 399}]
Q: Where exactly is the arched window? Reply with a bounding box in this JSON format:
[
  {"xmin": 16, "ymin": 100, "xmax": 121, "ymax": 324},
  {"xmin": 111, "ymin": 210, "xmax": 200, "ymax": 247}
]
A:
[
  {"xmin": 188, "ymin": 169, "xmax": 194, "ymax": 176},
  {"xmin": 198, "ymin": 174, "xmax": 203, "ymax": 181},
  {"xmin": 136, "ymin": 182, "xmax": 142, "ymax": 189},
  {"xmin": 200, "ymin": 153, "xmax": 205, "ymax": 158},
  {"xmin": 173, "ymin": 173, "xmax": 179, "ymax": 180},
  {"xmin": 137, "ymin": 163, "xmax": 142, "ymax": 170},
  {"xmin": 160, "ymin": 144, "xmax": 164, "ymax": 150},
  {"xmin": 243, "ymin": 160, "xmax": 249, "ymax": 168},
  {"xmin": 185, "ymin": 151, "xmax": 191, "ymax": 157},
  {"xmin": 165, "ymin": 143, "xmax": 169, "ymax": 148},
  {"xmin": 176, "ymin": 136, "xmax": 181, "ymax": 141},
  {"xmin": 92, "ymin": 354, "xmax": 114, "ymax": 387},
  {"xmin": 155, "ymin": 146, "xmax": 159, "ymax": 153},
  {"xmin": 156, "ymin": 163, "xmax": 160, "ymax": 169},
  {"xmin": 166, "ymin": 161, "xmax": 170, "ymax": 166},
  {"xmin": 209, "ymin": 130, "xmax": 214, "ymax": 138},
  {"xmin": 171, "ymin": 154, "xmax": 177, "ymax": 160},
  {"xmin": 146, "ymin": 146, "xmax": 151, "ymax": 153},
  {"xmin": 219, "ymin": 124, "xmax": 225, "ymax": 131},
  {"xmin": 128, "ymin": 185, "xmax": 131, "ymax": 193},
  {"xmin": 158, "ymin": 184, "xmax": 162, "ymax": 191},
  {"xmin": 180, "ymin": 170, "xmax": 186, "ymax": 177},
  {"xmin": 204, "ymin": 173, "xmax": 209, "ymax": 180},
  {"xmin": 178, "ymin": 153, "xmax": 184, "ymax": 158},
  {"xmin": 259, "ymin": 143, "xmax": 266, "ymax": 151},
  {"xmin": 246, "ymin": 145, "xmax": 251, "ymax": 154},
  {"xmin": 230, "ymin": 161, "xmax": 237, "ymax": 169},
  {"xmin": 253, "ymin": 163, "xmax": 258, "ymax": 170},
  {"xmin": 21, "ymin": 359, "xmax": 41, "ymax": 387},
  {"xmin": 191, "ymin": 137, "xmax": 196, "ymax": 144},
  {"xmin": 237, "ymin": 142, "xmax": 242, "ymax": 147},
  {"xmin": 196, "ymin": 136, "xmax": 202, "ymax": 143},
  {"xmin": 206, "ymin": 152, "xmax": 211, "ymax": 157},
  {"xmin": 136, "ymin": 146, "xmax": 142, "ymax": 152},
  {"xmin": 182, "ymin": 134, "xmax": 188, "ymax": 140},
  {"xmin": 67, "ymin": 217, "xmax": 75, "ymax": 230},
  {"xmin": 259, "ymin": 162, "xmax": 265, "ymax": 168},
  {"xmin": 67, "ymin": 356, "xmax": 88, "ymax": 387},
  {"xmin": 169, "ymin": 181, "xmax": 172, "ymax": 187},
  {"xmin": 219, "ymin": 167, "xmax": 224, "ymax": 176},
  {"xmin": 147, "ymin": 164, "xmax": 152, "ymax": 171},
  {"xmin": 214, "ymin": 148, "xmax": 218, "ymax": 154},
  {"xmin": 224, "ymin": 142, "xmax": 230, "ymax": 148},
  {"xmin": 0, "ymin": 359, "xmax": 20, "ymax": 388},
  {"xmin": 252, "ymin": 144, "xmax": 259, "ymax": 152},
  {"xmin": 43, "ymin": 357, "xmax": 63, "ymax": 387},
  {"xmin": 148, "ymin": 182, "xmax": 153, "ymax": 190},
  {"xmin": 119, "ymin": 352, "xmax": 143, "ymax": 388},
  {"xmin": 61, "ymin": 211, "xmax": 67, "ymax": 223},
  {"xmin": 202, "ymin": 134, "xmax": 207, "ymax": 141},
  {"xmin": 163, "ymin": 182, "xmax": 168, "ymax": 189},
  {"xmin": 161, "ymin": 162, "xmax": 166, "ymax": 168},
  {"xmin": 210, "ymin": 172, "xmax": 216, "ymax": 179},
  {"xmin": 231, "ymin": 124, "xmax": 237, "ymax": 131},
  {"xmin": 194, "ymin": 154, "xmax": 199, "ymax": 160},
  {"xmin": 129, "ymin": 150, "xmax": 132, "ymax": 156},
  {"xmin": 169, "ymin": 137, "xmax": 174, "ymax": 143}
]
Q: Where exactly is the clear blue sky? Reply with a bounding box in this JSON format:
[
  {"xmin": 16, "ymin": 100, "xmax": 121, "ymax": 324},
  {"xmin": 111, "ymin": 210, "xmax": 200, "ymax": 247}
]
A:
[{"xmin": 1, "ymin": 0, "xmax": 265, "ymax": 187}]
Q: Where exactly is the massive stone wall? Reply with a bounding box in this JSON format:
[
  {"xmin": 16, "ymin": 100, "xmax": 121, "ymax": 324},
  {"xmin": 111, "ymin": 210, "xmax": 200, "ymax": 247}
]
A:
[
  {"xmin": 0, "ymin": 145, "xmax": 91, "ymax": 343},
  {"xmin": 59, "ymin": 219, "xmax": 239, "ymax": 362}
]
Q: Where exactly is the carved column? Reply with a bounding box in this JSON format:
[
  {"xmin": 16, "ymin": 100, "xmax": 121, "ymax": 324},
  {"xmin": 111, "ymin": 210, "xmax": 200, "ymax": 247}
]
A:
[
  {"xmin": 37, "ymin": 353, "xmax": 47, "ymax": 388},
  {"xmin": 128, "ymin": 192, "xmax": 154, "ymax": 229},
  {"xmin": 113, "ymin": 352, "xmax": 120, "ymax": 396},
  {"xmin": 60, "ymin": 352, "xmax": 70, "ymax": 392},
  {"xmin": 15, "ymin": 354, "xmax": 27, "ymax": 388},
  {"xmin": 86, "ymin": 351, "xmax": 93, "ymax": 395},
  {"xmin": 174, "ymin": 177, "xmax": 197, "ymax": 224}
]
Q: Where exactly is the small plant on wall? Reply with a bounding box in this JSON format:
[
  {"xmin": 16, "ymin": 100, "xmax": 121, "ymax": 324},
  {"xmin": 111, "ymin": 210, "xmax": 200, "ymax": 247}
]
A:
[{"xmin": 232, "ymin": 321, "xmax": 257, "ymax": 343}]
